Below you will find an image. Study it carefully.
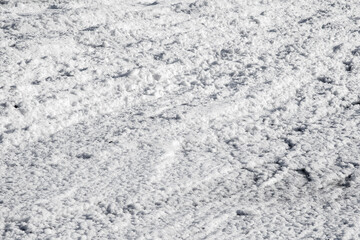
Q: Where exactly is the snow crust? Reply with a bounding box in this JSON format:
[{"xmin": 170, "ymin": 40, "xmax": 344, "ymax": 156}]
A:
[{"xmin": 1, "ymin": 0, "xmax": 360, "ymax": 239}]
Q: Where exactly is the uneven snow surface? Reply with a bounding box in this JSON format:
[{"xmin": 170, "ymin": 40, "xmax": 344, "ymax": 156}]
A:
[{"xmin": 1, "ymin": 0, "xmax": 360, "ymax": 239}]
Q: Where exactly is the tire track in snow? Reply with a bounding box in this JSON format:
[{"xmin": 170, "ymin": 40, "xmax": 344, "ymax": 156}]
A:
[
  {"xmin": 2, "ymin": 57, "xmax": 312, "ymax": 238},
  {"xmin": 2, "ymin": 0, "xmax": 360, "ymax": 238}
]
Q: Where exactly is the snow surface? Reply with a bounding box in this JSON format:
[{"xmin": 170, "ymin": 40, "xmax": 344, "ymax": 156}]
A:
[{"xmin": 1, "ymin": 0, "xmax": 360, "ymax": 239}]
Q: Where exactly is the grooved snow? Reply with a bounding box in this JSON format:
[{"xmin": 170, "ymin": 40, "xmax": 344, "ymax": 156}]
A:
[{"xmin": 1, "ymin": 0, "xmax": 360, "ymax": 239}]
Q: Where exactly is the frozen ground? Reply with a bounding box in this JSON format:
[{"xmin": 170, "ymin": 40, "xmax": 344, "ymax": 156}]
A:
[{"xmin": 1, "ymin": 0, "xmax": 360, "ymax": 239}]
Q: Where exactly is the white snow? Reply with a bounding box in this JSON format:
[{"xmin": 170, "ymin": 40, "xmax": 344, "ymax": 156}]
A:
[{"xmin": 1, "ymin": 0, "xmax": 360, "ymax": 239}]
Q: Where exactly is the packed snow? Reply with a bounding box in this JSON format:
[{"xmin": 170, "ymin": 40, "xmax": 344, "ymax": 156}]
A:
[{"xmin": 1, "ymin": 0, "xmax": 360, "ymax": 239}]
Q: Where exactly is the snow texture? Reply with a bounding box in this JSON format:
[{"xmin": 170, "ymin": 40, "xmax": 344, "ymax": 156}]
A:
[{"xmin": 1, "ymin": 0, "xmax": 360, "ymax": 239}]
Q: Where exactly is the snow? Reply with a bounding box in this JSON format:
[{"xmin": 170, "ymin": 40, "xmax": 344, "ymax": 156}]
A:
[{"xmin": 1, "ymin": 0, "xmax": 360, "ymax": 239}]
